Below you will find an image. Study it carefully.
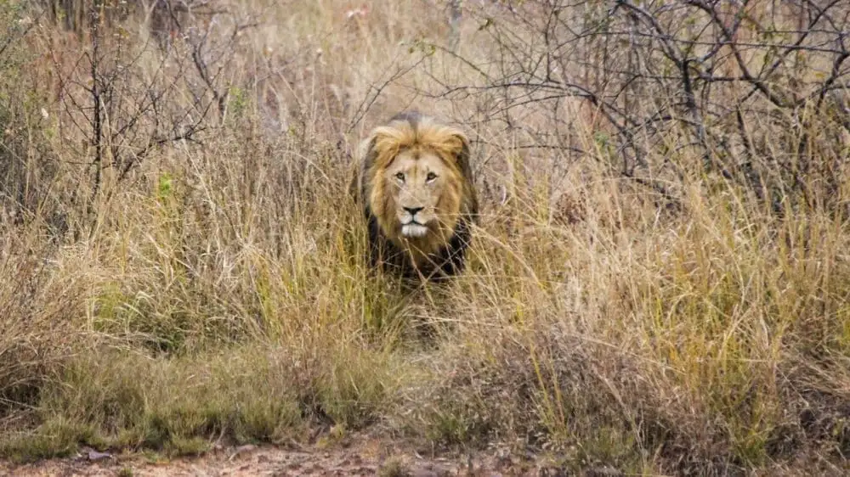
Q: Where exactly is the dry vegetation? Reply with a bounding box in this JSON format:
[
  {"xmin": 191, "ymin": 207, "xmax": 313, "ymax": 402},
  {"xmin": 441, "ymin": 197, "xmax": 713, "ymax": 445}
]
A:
[{"xmin": 1, "ymin": 0, "xmax": 849, "ymax": 475}]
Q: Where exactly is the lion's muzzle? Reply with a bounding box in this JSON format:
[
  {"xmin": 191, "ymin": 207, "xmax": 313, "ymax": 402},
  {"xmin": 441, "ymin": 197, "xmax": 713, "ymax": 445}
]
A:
[{"xmin": 399, "ymin": 206, "xmax": 430, "ymax": 238}]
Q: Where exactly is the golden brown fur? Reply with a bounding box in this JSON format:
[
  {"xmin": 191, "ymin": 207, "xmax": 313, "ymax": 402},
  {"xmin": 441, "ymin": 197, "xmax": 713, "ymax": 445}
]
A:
[{"xmin": 352, "ymin": 112, "xmax": 478, "ymax": 279}]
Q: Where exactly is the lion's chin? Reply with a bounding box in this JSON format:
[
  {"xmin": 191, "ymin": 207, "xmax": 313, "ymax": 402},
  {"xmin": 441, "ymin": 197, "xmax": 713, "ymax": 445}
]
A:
[{"xmin": 401, "ymin": 223, "xmax": 429, "ymax": 238}]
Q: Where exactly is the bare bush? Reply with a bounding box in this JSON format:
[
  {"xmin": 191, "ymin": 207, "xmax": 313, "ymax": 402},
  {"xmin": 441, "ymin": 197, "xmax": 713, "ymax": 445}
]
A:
[
  {"xmin": 0, "ymin": 1, "xmax": 256, "ymax": 238},
  {"xmin": 421, "ymin": 0, "xmax": 849, "ymax": 212}
]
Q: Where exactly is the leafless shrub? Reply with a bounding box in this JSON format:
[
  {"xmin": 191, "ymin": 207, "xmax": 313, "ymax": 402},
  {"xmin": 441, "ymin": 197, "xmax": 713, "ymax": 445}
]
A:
[
  {"xmin": 423, "ymin": 0, "xmax": 850, "ymax": 213},
  {"xmin": 1, "ymin": 1, "xmax": 257, "ymax": 237}
]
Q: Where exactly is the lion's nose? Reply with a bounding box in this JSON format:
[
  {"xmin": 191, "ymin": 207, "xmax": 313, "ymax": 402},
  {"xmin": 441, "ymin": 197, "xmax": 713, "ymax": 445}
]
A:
[{"xmin": 403, "ymin": 206, "xmax": 423, "ymax": 216}]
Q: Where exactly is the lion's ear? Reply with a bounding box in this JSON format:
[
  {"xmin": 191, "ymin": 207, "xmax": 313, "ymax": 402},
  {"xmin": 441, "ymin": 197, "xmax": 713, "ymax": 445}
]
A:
[
  {"xmin": 449, "ymin": 131, "xmax": 473, "ymax": 182},
  {"xmin": 360, "ymin": 135, "xmax": 379, "ymax": 169},
  {"xmin": 364, "ymin": 126, "xmax": 403, "ymax": 168},
  {"xmin": 447, "ymin": 130, "xmax": 478, "ymax": 216},
  {"xmin": 351, "ymin": 135, "xmax": 379, "ymax": 204}
]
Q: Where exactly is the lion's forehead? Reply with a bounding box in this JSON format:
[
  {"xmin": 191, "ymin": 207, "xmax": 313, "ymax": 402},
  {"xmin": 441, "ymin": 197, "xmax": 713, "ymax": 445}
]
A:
[{"xmin": 391, "ymin": 149, "xmax": 447, "ymax": 172}]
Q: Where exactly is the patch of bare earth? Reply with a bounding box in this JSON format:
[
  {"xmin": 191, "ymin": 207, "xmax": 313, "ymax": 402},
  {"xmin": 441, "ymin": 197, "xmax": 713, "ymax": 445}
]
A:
[{"xmin": 0, "ymin": 436, "xmax": 566, "ymax": 477}]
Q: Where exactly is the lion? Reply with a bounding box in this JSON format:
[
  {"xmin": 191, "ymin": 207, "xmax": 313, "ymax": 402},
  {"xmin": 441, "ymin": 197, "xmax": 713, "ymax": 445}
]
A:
[{"xmin": 352, "ymin": 111, "xmax": 478, "ymax": 280}]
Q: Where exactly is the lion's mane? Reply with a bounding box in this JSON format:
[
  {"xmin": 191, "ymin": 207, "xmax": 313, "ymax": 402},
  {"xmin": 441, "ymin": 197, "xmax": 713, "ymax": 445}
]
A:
[{"xmin": 352, "ymin": 111, "xmax": 478, "ymax": 280}]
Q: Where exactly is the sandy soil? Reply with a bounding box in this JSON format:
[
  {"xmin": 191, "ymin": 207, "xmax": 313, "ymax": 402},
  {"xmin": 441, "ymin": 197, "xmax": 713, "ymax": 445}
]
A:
[{"xmin": 0, "ymin": 436, "xmax": 573, "ymax": 477}]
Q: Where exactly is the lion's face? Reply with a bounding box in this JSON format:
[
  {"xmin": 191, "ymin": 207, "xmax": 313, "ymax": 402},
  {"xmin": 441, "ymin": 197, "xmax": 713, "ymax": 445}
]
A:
[
  {"xmin": 381, "ymin": 148, "xmax": 461, "ymax": 241},
  {"xmin": 356, "ymin": 112, "xmax": 478, "ymax": 266}
]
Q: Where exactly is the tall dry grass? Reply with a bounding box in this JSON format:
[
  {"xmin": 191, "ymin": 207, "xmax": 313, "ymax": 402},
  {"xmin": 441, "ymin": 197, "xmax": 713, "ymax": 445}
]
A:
[{"xmin": 1, "ymin": 0, "xmax": 849, "ymax": 475}]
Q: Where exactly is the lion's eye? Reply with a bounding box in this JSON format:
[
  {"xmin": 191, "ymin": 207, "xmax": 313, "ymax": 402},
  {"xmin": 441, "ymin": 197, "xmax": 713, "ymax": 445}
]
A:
[
  {"xmin": 395, "ymin": 172, "xmax": 405, "ymax": 182},
  {"xmin": 426, "ymin": 172, "xmax": 438, "ymax": 182}
]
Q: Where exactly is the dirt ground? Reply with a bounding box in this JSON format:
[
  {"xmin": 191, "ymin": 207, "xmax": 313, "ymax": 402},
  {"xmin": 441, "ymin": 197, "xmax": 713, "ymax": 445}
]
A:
[
  {"xmin": 3, "ymin": 438, "xmax": 841, "ymax": 476},
  {"xmin": 0, "ymin": 436, "xmax": 577, "ymax": 477}
]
